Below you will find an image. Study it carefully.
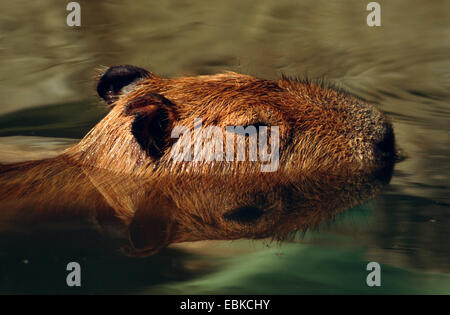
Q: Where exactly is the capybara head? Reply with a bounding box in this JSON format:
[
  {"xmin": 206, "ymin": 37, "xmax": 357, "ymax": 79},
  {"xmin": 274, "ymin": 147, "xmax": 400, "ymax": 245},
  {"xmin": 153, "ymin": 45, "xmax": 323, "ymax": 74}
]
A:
[{"xmin": 65, "ymin": 65, "xmax": 398, "ymax": 255}]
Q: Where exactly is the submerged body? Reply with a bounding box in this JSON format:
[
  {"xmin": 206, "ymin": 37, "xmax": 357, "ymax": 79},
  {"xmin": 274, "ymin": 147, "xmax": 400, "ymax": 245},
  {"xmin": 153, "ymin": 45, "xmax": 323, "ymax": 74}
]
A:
[{"xmin": 0, "ymin": 65, "xmax": 398, "ymax": 255}]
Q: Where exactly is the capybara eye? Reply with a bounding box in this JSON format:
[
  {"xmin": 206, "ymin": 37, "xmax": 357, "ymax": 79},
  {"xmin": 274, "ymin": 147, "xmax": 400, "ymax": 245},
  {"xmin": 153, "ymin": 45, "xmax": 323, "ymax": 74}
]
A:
[
  {"xmin": 247, "ymin": 123, "xmax": 269, "ymax": 133},
  {"xmin": 251, "ymin": 122, "xmax": 269, "ymax": 129},
  {"xmin": 223, "ymin": 206, "xmax": 265, "ymax": 224},
  {"xmin": 96, "ymin": 65, "xmax": 150, "ymax": 105},
  {"xmin": 228, "ymin": 122, "xmax": 268, "ymax": 135}
]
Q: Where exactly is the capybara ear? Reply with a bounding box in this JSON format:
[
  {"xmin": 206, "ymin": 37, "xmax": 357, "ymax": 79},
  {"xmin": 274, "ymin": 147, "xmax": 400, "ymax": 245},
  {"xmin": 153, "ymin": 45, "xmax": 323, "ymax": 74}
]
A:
[
  {"xmin": 96, "ymin": 65, "xmax": 150, "ymax": 105},
  {"xmin": 125, "ymin": 93, "xmax": 177, "ymax": 159},
  {"xmin": 124, "ymin": 197, "xmax": 175, "ymax": 256}
]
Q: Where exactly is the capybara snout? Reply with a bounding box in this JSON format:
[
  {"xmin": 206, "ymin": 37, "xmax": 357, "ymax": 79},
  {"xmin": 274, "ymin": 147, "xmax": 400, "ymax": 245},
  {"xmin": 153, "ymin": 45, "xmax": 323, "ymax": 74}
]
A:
[{"xmin": 0, "ymin": 64, "xmax": 398, "ymax": 256}]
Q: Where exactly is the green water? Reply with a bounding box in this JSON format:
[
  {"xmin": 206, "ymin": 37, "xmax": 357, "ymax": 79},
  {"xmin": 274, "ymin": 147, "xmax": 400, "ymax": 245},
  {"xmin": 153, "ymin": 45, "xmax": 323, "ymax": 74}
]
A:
[{"xmin": 0, "ymin": 0, "xmax": 448, "ymax": 294}]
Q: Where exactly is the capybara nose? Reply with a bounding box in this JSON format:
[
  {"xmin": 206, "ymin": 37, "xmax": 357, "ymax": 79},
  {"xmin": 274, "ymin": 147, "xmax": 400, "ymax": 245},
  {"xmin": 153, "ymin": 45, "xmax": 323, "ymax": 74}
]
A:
[{"xmin": 373, "ymin": 122, "xmax": 396, "ymax": 158}]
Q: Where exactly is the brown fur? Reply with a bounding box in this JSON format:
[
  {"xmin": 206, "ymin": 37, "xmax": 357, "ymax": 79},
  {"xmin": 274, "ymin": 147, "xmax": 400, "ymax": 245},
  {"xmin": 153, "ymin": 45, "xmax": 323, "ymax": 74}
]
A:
[{"xmin": 0, "ymin": 66, "xmax": 397, "ymax": 256}]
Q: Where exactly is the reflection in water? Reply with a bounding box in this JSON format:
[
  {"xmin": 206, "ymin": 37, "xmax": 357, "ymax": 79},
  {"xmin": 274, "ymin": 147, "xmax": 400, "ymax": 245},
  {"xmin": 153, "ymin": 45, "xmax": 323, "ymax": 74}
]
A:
[
  {"xmin": 0, "ymin": 154, "xmax": 396, "ymax": 294},
  {"xmin": 0, "ymin": 0, "xmax": 448, "ymax": 293}
]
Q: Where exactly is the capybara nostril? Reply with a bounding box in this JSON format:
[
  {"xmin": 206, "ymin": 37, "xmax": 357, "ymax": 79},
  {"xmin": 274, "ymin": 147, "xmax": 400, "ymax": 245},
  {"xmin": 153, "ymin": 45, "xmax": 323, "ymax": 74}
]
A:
[{"xmin": 374, "ymin": 123, "xmax": 396, "ymax": 159}]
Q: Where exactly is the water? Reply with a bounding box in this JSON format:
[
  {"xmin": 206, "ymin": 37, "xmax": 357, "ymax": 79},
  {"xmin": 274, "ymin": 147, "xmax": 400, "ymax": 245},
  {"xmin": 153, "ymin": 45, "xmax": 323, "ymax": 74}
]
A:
[{"xmin": 0, "ymin": 0, "xmax": 448, "ymax": 293}]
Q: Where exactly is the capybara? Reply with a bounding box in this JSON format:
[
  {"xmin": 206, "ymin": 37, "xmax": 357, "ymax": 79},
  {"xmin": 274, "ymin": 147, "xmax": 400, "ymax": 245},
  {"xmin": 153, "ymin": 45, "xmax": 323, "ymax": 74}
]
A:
[{"xmin": 0, "ymin": 65, "xmax": 398, "ymax": 256}]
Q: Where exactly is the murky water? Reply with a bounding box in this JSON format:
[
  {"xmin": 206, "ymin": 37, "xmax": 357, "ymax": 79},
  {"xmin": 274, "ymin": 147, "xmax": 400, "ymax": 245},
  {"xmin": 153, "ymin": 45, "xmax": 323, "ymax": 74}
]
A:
[{"xmin": 0, "ymin": 0, "xmax": 448, "ymax": 293}]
